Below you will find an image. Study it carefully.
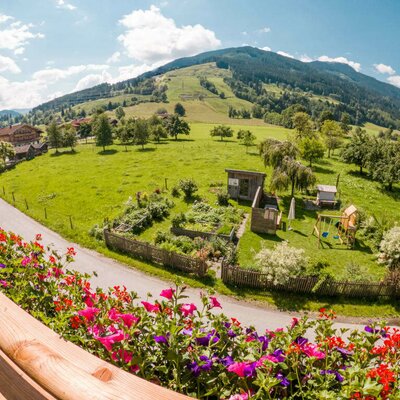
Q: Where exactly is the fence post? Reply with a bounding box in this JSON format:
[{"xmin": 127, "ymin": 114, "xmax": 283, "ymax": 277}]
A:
[
  {"xmin": 12, "ymin": 192, "xmax": 15, "ymax": 203},
  {"xmin": 25, "ymin": 199, "xmax": 29, "ymax": 210},
  {"xmin": 164, "ymin": 178, "xmax": 168, "ymax": 190},
  {"xmin": 2, "ymin": 186, "xmax": 5, "ymax": 195},
  {"xmin": 44, "ymin": 207, "xmax": 47, "ymax": 219},
  {"xmin": 69, "ymin": 215, "xmax": 74, "ymax": 229}
]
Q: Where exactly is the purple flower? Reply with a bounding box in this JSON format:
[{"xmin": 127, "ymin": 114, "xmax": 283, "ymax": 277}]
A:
[
  {"xmin": 267, "ymin": 349, "xmax": 285, "ymax": 363},
  {"xmin": 243, "ymin": 362, "xmax": 257, "ymax": 378},
  {"xmin": 0, "ymin": 263, "xmax": 5, "ymax": 269},
  {"xmin": 276, "ymin": 372, "xmax": 290, "ymax": 387},
  {"xmin": 364, "ymin": 325, "xmax": 387, "ymax": 337},
  {"xmin": 199, "ymin": 355, "xmax": 213, "ymax": 372},
  {"xmin": 154, "ymin": 335, "xmax": 169, "ymax": 345},
  {"xmin": 220, "ymin": 355, "xmax": 234, "ymax": 366},
  {"xmin": 227, "ymin": 329, "xmax": 237, "ymax": 338},
  {"xmin": 188, "ymin": 361, "xmax": 201, "ymax": 377},
  {"xmin": 320, "ymin": 369, "xmax": 344, "ymax": 383},
  {"xmin": 195, "ymin": 332, "xmax": 219, "ymax": 346},
  {"xmin": 295, "ymin": 336, "xmax": 308, "ymax": 347},
  {"xmin": 182, "ymin": 328, "xmax": 193, "ymax": 336},
  {"xmin": 188, "ymin": 356, "xmax": 213, "ymax": 376},
  {"xmin": 335, "ymin": 347, "xmax": 353, "ymax": 358}
]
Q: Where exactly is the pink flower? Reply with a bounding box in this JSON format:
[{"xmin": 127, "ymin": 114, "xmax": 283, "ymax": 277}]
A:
[
  {"xmin": 21, "ymin": 256, "xmax": 31, "ymax": 266},
  {"xmin": 97, "ymin": 330, "xmax": 128, "ymax": 351},
  {"xmin": 141, "ymin": 301, "xmax": 160, "ymax": 313},
  {"xmin": 78, "ymin": 307, "xmax": 100, "ymax": 322},
  {"xmin": 180, "ymin": 303, "xmax": 197, "ymax": 317},
  {"xmin": 111, "ymin": 349, "xmax": 133, "ymax": 364},
  {"xmin": 303, "ymin": 344, "xmax": 325, "ymax": 359},
  {"xmin": 0, "ymin": 280, "xmax": 8, "ymax": 287},
  {"xmin": 88, "ymin": 324, "xmax": 103, "ymax": 338},
  {"xmin": 229, "ymin": 394, "xmax": 249, "ymax": 400},
  {"xmin": 227, "ymin": 362, "xmax": 248, "ymax": 378},
  {"xmin": 108, "ymin": 308, "xmax": 139, "ymax": 328},
  {"xmin": 291, "ymin": 317, "xmax": 299, "ymax": 329},
  {"xmin": 210, "ymin": 296, "xmax": 222, "ymax": 309},
  {"xmin": 160, "ymin": 288, "xmax": 175, "ymax": 300}
]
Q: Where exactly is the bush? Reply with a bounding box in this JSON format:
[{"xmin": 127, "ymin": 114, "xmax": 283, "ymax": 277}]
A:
[
  {"xmin": 255, "ymin": 242, "xmax": 308, "ymax": 285},
  {"xmin": 378, "ymin": 226, "xmax": 400, "ymax": 269},
  {"xmin": 171, "ymin": 185, "xmax": 180, "ymax": 197},
  {"xmin": 172, "ymin": 212, "xmax": 186, "ymax": 228},
  {"xmin": 216, "ymin": 190, "xmax": 230, "ymax": 206},
  {"xmin": 178, "ymin": 178, "xmax": 198, "ymax": 199}
]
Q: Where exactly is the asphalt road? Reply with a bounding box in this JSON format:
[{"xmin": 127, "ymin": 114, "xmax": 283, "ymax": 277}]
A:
[{"xmin": 0, "ymin": 198, "xmax": 376, "ymax": 334}]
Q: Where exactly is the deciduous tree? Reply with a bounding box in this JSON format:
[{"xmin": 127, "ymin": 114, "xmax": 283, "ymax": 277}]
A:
[
  {"xmin": 93, "ymin": 114, "xmax": 113, "ymax": 152},
  {"xmin": 47, "ymin": 121, "xmax": 63, "ymax": 153},
  {"xmin": 165, "ymin": 114, "xmax": 190, "ymax": 140},
  {"xmin": 341, "ymin": 127, "xmax": 371, "ymax": 174},
  {"xmin": 210, "ymin": 125, "xmax": 234, "ymax": 141},
  {"xmin": 320, "ymin": 120, "xmax": 344, "ymax": 157},
  {"xmin": 298, "ymin": 137, "xmax": 325, "ymax": 167}
]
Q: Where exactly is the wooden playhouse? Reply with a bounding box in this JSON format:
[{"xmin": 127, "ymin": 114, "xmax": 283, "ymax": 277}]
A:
[{"xmin": 225, "ymin": 169, "xmax": 266, "ymax": 201}]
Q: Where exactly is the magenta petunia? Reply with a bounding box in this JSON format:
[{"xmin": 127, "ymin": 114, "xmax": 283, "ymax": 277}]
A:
[
  {"xmin": 97, "ymin": 330, "xmax": 129, "ymax": 351},
  {"xmin": 209, "ymin": 296, "xmax": 222, "ymax": 309},
  {"xmin": 180, "ymin": 303, "xmax": 197, "ymax": 316},
  {"xmin": 160, "ymin": 288, "xmax": 175, "ymax": 300},
  {"xmin": 109, "ymin": 308, "xmax": 140, "ymax": 328},
  {"xmin": 302, "ymin": 343, "xmax": 325, "ymax": 359},
  {"xmin": 141, "ymin": 301, "xmax": 160, "ymax": 313},
  {"xmin": 112, "ymin": 349, "xmax": 133, "ymax": 364},
  {"xmin": 78, "ymin": 306, "xmax": 100, "ymax": 322}
]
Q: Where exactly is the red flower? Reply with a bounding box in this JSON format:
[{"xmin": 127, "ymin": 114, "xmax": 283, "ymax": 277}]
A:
[
  {"xmin": 35, "ymin": 234, "xmax": 42, "ymax": 241},
  {"xmin": 70, "ymin": 315, "xmax": 82, "ymax": 329},
  {"xmin": 209, "ymin": 296, "xmax": 222, "ymax": 309},
  {"xmin": 67, "ymin": 247, "xmax": 76, "ymax": 256}
]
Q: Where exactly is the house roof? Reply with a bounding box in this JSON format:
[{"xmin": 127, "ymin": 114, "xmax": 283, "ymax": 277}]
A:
[
  {"xmin": 317, "ymin": 185, "xmax": 337, "ymax": 193},
  {"xmin": 32, "ymin": 142, "xmax": 47, "ymax": 149},
  {"xmin": 14, "ymin": 144, "xmax": 34, "ymax": 154},
  {"xmin": 0, "ymin": 124, "xmax": 42, "ymax": 137},
  {"xmin": 70, "ymin": 118, "xmax": 91, "ymax": 127},
  {"xmin": 225, "ymin": 169, "xmax": 266, "ymax": 177}
]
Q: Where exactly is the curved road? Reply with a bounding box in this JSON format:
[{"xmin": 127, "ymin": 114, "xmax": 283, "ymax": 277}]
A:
[{"xmin": 0, "ymin": 198, "xmax": 380, "ymax": 333}]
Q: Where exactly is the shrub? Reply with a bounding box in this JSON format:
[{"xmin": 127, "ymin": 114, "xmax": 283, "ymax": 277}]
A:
[
  {"xmin": 255, "ymin": 242, "xmax": 308, "ymax": 285},
  {"xmin": 378, "ymin": 226, "xmax": 400, "ymax": 269},
  {"xmin": 172, "ymin": 212, "xmax": 186, "ymax": 228},
  {"xmin": 171, "ymin": 185, "xmax": 180, "ymax": 197},
  {"xmin": 216, "ymin": 190, "xmax": 230, "ymax": 206},
  {"xmin": 178, "ymin": 178, "xmax": 198, "ymax": 199}
]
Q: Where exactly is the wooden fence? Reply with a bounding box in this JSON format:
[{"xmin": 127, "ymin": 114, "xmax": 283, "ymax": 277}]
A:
[
  {"xmin": 221, "ymin": 262, "xmax": 399, "ymax": 299},
  {"xmin": 171, "ymin": 226, "xmax": 235, "ymax": 242},
  {"xmin": 104, "ymin": 229, "xmax": 208, "ymax": 277},
  {"xmin": 0, "ymin": 293, "xmax": 189, "ymax": 400}
]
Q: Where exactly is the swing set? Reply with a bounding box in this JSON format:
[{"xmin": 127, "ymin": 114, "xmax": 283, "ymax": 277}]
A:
[{"xmin": 312, "ymin": 205, "xmax": 358, "ymax": 249}]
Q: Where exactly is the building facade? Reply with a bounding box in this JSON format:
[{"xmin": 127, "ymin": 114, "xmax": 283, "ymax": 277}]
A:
[{"xmin": 0, "ymin": 124, "xmax": 42, "ymax": 147}]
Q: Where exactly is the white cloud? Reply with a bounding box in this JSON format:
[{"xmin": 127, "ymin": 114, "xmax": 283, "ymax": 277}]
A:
[
  {"xmin": 387, "ymin": 75, "xmax": 400, "ymax": 88},
  {"xmin": 299, "ymin": 54, "xmax": 313, "ymax": 62},
  {"xmin": 74, "ymin": 71, "xmax": 112, "ymax": 91},
  {"xmin": 112, "ymin": 63, "xmax": 158, "ymax": 83},
  {"xmin": 317, "ymin": 55, "xmax": 361, "ymax": 72},
  {"xmin": 33, "ymin": 64, "xmax": 109, "ymax": 84},
  {"xmin": 277, "ymin": 50, "xmax": 294, "ymax": 59},
  {"xmin": 374, "ymin": 63, "xmax": 395, "ymax": 75},
  {"xmin": 107, "ymin": 51, "xmax": 121, "ymax": 64},
  {"xmin": 0, "ymin": 14, "xmax": 13, "ymax": 24},
  {"xmin": 0, "ymin": 55, "xmax": 21, "ymax": 73},
  {"xmin": 241, "ymin": 31, "xmax": 248, "ymax": 36},
  {"xmin": 0, "ymin": 16, "xmax": 44, "ymax": 53},
  {"xmin": 118, "ymin": 5, "xmax": 220, "ymax": 64},
  {"xmin": 258, "ymin": 27, "xmax": 271, "ymax": 33},
  {"xmin": 260, "ymin": 46, "xmax": 271, "ymax": 52},
  {"xmin": 56, "ymin": 0, "xmax": 76, "ymax": 11}
]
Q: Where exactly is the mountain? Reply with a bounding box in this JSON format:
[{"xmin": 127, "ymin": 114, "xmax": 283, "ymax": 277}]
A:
[
  {"xmin": 32, "ymin": 47, "xmax": 400, "ymax": 128},
  {"xmin": 0, "ymin": 110, "xmax": 22, "ymax": 117}
]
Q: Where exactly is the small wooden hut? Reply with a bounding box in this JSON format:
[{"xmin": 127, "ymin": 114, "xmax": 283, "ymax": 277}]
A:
[
  {"xmin": 316, "ymin": 185, "xmax": 337, "ymax": 207},
  {"xmin": 225, "ymin": 169, "xmax": 266, "ymax": 201}
]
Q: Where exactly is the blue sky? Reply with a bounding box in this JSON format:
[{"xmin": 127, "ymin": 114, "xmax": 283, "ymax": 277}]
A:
[{"xmin": 0, "ymin": 0, "xmax": 400, "ymax": 109}]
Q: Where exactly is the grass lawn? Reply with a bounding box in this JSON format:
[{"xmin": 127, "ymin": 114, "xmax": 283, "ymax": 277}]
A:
[{"xmin": 1, "ymin": 121, "xmax": 400, "ymax": 317}]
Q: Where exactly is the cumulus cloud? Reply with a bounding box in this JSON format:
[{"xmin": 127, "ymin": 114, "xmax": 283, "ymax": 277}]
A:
[
  {"xmin": 74, "ymin": 71, "xmax": 112, "ymax": 91},
  {"xmin": 107, "ymin": 51, "xmax": 121, "ymax": 64},
  {"xmin": 317, "ymin": 55, "xmax": 361, "ymax": 72},
  {"xmin": 387, "ymin": 75, "xmax": 400, "ymax": 88},
  {"xmin": 0, "ymin": 55, "xmax": 21, "ymax": 73},
  {"xmin": 374, "ymin": 63, "xmax": 395, "ymax": 75},
  {"xmin": 0, "ymin": 16, "xmax": 44, "ymax": 53},
  {"xmin": 277, "ymin": 50, "xmax": 294, "ymax": 59},
  {"xmin": 33, "ymin": 64, "xmax": 109, "ymax": 84},
  {"xmin": 260, "ymin": 46, "xmax": 271, "ymax": 52},
  {"xmin": 56, "ymin": 0, "xmax": 77, "ymax": 11},
  {"xmin": 118, "ymin": 5, "xmax": 220, "ymax": 64},
  {"xmin": 299, "ymin": 54, "xmax": 313, "ymax": 62}
]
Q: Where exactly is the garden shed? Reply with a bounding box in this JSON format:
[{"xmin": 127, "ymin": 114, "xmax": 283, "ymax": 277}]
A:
[
  {"xmin": 225, "ymin": 169, "xmax": 266, "ymax": 201},
  {"xmin": 316, "ymin": 185, "xmax": 337, "ymax": 207}
]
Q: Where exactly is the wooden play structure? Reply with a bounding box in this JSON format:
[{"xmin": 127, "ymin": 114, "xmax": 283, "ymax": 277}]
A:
[
  {"xmin": 312, "ymin": 205, "xmax": 358, "ymax": 248},
  {"xmin": 225, "ymin": 169, "xmax": 266, "ymax": 201},
  {"xmin": 251, "ymin": 186, "xmax": 282, "ymax": 234}
]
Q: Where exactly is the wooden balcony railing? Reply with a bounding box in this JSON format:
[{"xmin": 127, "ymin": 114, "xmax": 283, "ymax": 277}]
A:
[{"xmin": 0, "ymin": 293, "xmax": 190, "ymax": 400}]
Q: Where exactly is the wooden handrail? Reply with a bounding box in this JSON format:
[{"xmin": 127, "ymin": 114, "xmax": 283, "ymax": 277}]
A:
[{"xmin": 0, "ymin": 293, "xmax": 189, "ymax": 400}]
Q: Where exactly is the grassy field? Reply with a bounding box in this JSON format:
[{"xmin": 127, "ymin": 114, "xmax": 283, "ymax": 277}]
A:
[{"xmin": 2, "ymin": 121, "xmax": 400, "ymax": 316}]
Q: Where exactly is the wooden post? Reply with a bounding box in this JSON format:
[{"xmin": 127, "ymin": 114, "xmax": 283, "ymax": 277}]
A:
[
  {"xmin": 44, "ymin": 208, "xmax": 47, "ymax": 219},
  {"xmin": 25, "ymin": 199, "xmax": 29, "ymax": 210},
  {"xmin": 12, "ymin": 192, "xmax": 15, "ymax": 203},
  {"xmin": 2, "ymin": 186, "xmax": 5, "ymax": 195},
  {"xmin": 164, "ymin": 178, "xmax": 168, "ymax": 190},
  {"xmin": 69, "ymin": 216, "xmax": 73, "ymax": 229}
]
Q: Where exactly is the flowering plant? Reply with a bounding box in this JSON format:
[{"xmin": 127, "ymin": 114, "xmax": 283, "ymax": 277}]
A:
[{"xmin": 0, "ymin": 228, "xmax": 399, "ymax": 399}]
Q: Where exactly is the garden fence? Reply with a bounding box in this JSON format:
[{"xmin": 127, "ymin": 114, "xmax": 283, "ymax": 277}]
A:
[
  {"xmin": 221, "ymin": 261, "xmax": 399, "ymax": 299},
  {"xmin": 104, "ymin": 229, "xmax": 208, "ymax": 277},
  {"xmin": 171, "ymin": 226, "xmax": 235, "ymax": 242}
]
